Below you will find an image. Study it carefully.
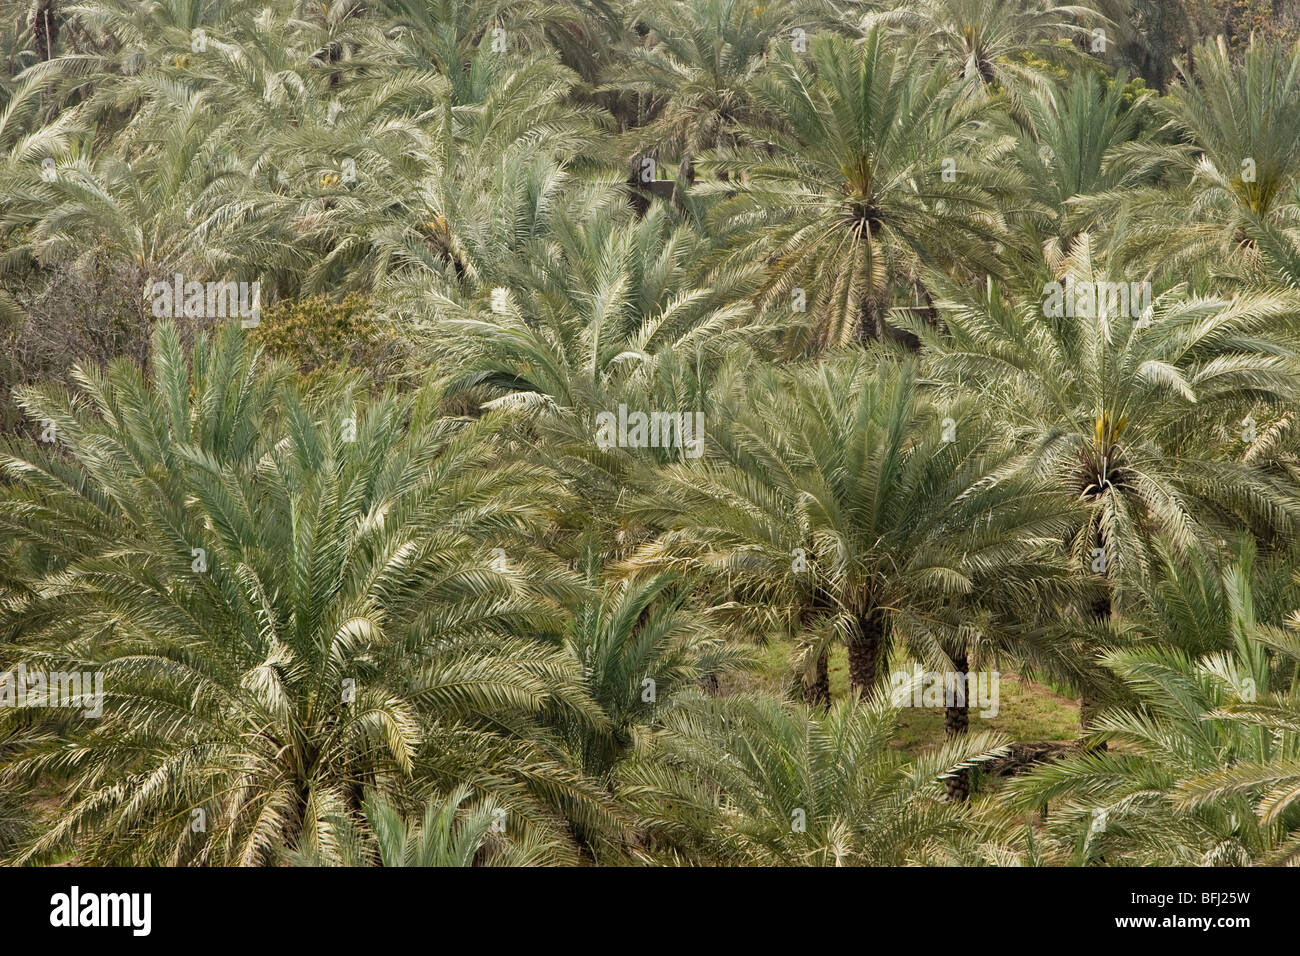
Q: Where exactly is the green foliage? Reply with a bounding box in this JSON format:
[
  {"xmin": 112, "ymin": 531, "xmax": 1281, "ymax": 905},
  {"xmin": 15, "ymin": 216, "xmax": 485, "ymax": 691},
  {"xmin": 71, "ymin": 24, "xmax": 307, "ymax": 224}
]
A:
[
  {"xmin": 3, "ymin": 0, "xmax": 1300, "ymax": 868},
  {"xmin": 0, "ymin": 322, "xmax": 619, "ymax": 864},
  {"xmin": 625, "ymin": 692, "xmax": 1015, "ymax": 865},
  {"xmin": 249, "ymin": 293, "xmax": 406, "ymax": 385}
]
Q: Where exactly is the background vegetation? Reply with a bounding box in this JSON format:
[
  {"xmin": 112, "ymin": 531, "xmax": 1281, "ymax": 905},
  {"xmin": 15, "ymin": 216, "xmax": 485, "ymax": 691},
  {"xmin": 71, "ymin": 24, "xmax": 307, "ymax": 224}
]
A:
[{"xmin": 2, "ymin": 0, "xmax": 1300, "ymax": 866}]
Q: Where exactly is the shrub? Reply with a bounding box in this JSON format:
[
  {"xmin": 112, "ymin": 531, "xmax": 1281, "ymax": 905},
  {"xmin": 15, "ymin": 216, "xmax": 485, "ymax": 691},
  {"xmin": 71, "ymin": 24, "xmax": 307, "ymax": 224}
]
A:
[{"xmin": 249, "ymin": 293, "xmax": 406, "ymax": 386}]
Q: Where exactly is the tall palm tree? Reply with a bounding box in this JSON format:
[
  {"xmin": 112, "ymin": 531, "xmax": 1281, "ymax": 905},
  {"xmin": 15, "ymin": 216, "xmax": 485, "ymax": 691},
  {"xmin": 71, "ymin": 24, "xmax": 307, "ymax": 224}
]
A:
[
  {"xmin": 631, "ymin": 354, "xmax": 1083, "ymax": 706},
  {"xmin": 698, "ymin": 29, "xmax": 1027, "ymax": 350},
  {"xmin": 0, "ymin": 321, "xmax": 620, "ymax": 864},
  {"xmin": 907, "ymin": 237, "xmax": 1300, "ymax": 726}
]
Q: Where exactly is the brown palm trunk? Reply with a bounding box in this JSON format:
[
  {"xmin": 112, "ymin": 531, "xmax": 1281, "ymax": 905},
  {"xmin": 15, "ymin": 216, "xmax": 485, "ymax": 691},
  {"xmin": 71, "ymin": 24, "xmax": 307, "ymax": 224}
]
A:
[
  {"xmin": 1083, "ymin": 589, "xmax": 1110, "ymax": 750},
  {"xmin": 1079, "ymin": 694, "xmax": 1104, "ymax": 735},
  {"xmin": 803, "ymin": 649, "xmax": 830, "ymax": 709},
  {"xmin": 31, "ymin": 1, "xmax": 59, "ymax": 61},
  {"xmin": 944, "ymin": 652, "xmax": 971, "ymax": 802},
  {"xmin": 627, "ymin": 156, "xmax": 650, "ymax": 217},
  {"xmin": 857, "ymin": 298, "xmax": 884, "ymax": 343},
  {"xmin": 848, "ymin": 610, "xmax": 883, "ymax": 698}
]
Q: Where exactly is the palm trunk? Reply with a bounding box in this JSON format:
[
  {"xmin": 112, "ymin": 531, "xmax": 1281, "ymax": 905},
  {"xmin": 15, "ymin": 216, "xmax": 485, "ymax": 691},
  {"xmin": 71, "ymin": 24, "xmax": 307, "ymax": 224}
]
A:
[
  {"xmin": 848, "ymin": 610, "xmax": 883, "ymax": 698},
  {"xmin": 803, "ymin": 649, "xmax": 830, "ymax": 710},
  {"xmin": 627, "ymin": 156, "xmax": 650, "ymax": 217},
  {"xmin": 1082, "ymin": 589, "xmax": 1110, "ymax": 750},
  {"xmin": 678, "ymin": 152, "xmax": 695, "ymax": 185},
  {"xmin": 944, "ymin": 651, "xmax": 971, "ymax": 802},
  {"xmin": 857, "ymin": 298, "xmax": 884, "ymax": 343},
  {"xmin": 31, "ymin": 0, "xmax": 59, "ymax": 62},
  {"xmin": 1079, "ymin": 693, "xmax": 1104, "ymax": 735}
]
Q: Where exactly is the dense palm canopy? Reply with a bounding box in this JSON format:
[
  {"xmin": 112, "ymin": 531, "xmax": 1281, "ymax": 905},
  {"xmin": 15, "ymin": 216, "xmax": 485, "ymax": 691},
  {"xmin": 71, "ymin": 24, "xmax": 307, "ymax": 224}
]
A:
[
  {"xmin": 910, "ymin": 238, "xmax": 1300, "ymax": 599},
  {"xmin": 624, "ymin": 692, "xmax": 1014, "ymax": 865},
  {"xmin": 861, "ymin": 0, "xmax": 1102, "ymax": 98},
  {"xmin": 1091, "ymin": 36, "xmax": 1300, "ymax": 274},
  {"xmin": 1013, "ymin": 70, "xmax": 1156, "ymax": 248},
  {"xmin": 1007, "ymin": 546, "xmax": 1300, "ymax": 864},
  {"xmin": 3, "ymin": 0, "xmax": 1300, "ymax": 869}
]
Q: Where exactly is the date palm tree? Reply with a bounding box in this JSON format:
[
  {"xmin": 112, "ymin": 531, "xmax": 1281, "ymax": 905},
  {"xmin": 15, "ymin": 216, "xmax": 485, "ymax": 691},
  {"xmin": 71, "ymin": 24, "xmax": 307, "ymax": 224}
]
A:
[
  {"xmin": 907, "ymin": 237, "xmax": 1300, "ymax": 726},
  {"xmin": 373, "ymin": 0, "xmax": 609, "ymax": 77},
  {"xmin": 631, "ymin": 354, "xmax": 1083, "ymax": 705},
  {"xmin": 0, "ymin": 321, "xmax": 620, "ymax": 864},
  {"xmin": 424, "ymin": 202, "xmax": 757, "ymax": 411},
  {"xmin": 323, "ymin": 45, "xmax": 611, "ymax": 299},
  {"xmin": 605, "ymin": 0, "xmax": 799, "ymax": 183},
  {"xmin": 288, "ymin": 786, "xmax": 572, "ymax": 866},
  {"xmin": 860, "ymin": 0, "xmax": 1103, "ymax": 112},
  {"xmin": 173, "ymin": 9, "xmax": 605, "ymax": 296},
  {"xmin": 0, "ymin": 101, "xmax": 253, "ymax": 307},
  {"xmin": 1089, "ymin": 37, "xmax": 1300, "ymax": 275},
  {"xmin": 698, "ymin": 29, "xmax": 1027, "ymax": 351},
  {"xmin": 411, "ymin": 202, "xmax": 765, "ymax": 559},
  {"xmin": 1012, "ymin": 70, "xmax": 1155, "ymax": 251},
  {"xmin": 558, "ymin": 564, "xmax": 750, "ymax": 778},
  {"xmin": 624, "ymin": 691, "xmax": 1013, "ymax": 865}
]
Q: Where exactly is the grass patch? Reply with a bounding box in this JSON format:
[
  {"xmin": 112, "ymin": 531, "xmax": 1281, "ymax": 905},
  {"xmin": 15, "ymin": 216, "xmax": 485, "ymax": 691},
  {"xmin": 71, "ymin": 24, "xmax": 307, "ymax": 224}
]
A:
[{"xmin": 725, "ymin": 637, "xmax": 1081, "ymax": 758}]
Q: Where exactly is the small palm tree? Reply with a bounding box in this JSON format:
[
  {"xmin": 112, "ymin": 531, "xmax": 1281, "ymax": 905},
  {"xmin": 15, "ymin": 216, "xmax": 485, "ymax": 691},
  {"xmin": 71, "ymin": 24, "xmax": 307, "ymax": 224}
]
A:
[
  {"xmin": 341, "ymin": 45, "xmax": 610, "ymax": 299},
  {"xmin": 427, "ymin": 202, "xmax": 757, "ymax": 411},
  {"xmin": 289, "ymin": 786, "xmax": 571, "ymax": 866},
  {"xmin": 0, "ymin": 106, "xmax": 251, "ymax": 303},
  {"xmin": 1013, "ymin": 70, "xmax": 1155, "ymax": 250},
  {"xmin": 624, "ymin": 692, "xmax": 1013, "ymax": 865},
  {"xmin": 558, "ymin": 565, "xmax": 750, "ymax": 778}
]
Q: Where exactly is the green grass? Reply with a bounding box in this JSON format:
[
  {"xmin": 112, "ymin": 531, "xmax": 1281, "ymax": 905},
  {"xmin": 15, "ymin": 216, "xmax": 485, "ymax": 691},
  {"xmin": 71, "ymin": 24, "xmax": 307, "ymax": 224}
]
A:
[{"xmin": 724, "ymin": 637, "xmax": 1081, "ymax": 758}]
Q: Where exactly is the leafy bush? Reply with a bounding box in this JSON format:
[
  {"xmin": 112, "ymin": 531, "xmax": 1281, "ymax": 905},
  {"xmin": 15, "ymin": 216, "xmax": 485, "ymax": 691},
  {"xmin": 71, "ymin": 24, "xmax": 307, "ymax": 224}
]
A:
[{"xmin": 249, "ymin": 294, "xmax": 407, "ymax": 386}]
